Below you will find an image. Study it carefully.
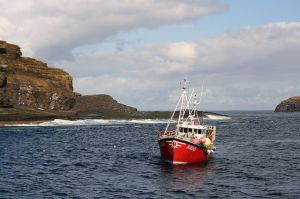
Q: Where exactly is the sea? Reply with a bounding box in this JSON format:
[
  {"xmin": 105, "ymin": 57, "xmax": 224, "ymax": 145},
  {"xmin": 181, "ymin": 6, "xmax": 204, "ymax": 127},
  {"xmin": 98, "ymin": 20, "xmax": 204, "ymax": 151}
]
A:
[{"xmin": 0, "ymin": 111, "xmax": 299, "ymax": 199}]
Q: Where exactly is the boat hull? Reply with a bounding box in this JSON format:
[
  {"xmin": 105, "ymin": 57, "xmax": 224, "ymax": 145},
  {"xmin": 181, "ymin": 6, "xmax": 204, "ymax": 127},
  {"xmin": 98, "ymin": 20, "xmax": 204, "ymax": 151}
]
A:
[{"xmin": 158, "ymin": 138, "xmax": 208, "ymax": 164}]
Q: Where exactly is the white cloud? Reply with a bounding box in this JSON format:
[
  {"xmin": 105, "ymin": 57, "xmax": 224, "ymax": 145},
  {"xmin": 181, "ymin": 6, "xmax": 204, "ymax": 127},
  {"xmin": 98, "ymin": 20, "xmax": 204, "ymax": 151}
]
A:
[
  {"xmin": 1, "ymin": 0, "xmax": 299, "ymax": 110},
  {"xmin": 64, "ymin": 22, "xmax": 300, "ymax": 110},
  {"xmin": 0, "ymin": 0, "xmax": 225, "ymax": 61},
  {"xmin": 194, "ymin": 22, "xmax": 300, "ymax": 72}
]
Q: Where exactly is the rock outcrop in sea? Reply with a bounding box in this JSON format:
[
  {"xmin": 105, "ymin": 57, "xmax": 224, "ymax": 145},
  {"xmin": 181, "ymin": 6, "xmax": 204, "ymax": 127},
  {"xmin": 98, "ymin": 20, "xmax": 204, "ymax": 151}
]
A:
[
  {"xmin": 275, "ymin": 96, "xmax": 300, "ymax": 112},
  {"xmin": 72, "ymin": 94, "xmax": 138, "ymax": 119}
]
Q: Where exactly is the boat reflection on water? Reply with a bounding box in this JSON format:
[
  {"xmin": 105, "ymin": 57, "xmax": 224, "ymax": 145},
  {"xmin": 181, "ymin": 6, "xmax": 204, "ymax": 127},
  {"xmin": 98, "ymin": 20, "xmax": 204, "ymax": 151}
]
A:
[{"xmin": 158, "ymin": 159, "xmax": 215, "ymax": 192}]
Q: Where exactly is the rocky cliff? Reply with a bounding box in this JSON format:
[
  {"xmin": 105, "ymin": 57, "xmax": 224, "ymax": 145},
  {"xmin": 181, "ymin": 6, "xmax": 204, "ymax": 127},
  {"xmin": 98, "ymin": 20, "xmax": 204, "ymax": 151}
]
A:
[
  {"xmin": 0, "ymin": 40, "xmax": 75, "ymax": 111},
  {"xmin": 0, "ymin": 40, "xmax": 138, "ymax": 121},
  {"xmin": 275, "ymin": 96, "xmax": 300, "ymax": 112}
]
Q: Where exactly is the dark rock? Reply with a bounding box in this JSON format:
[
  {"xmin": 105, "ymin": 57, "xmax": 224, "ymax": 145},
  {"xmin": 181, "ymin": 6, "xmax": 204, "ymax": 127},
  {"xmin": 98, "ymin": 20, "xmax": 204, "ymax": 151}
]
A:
[
  {"xmin": 72, "ymin": 94, "xmax": 138, "ymax": 119},
  {"xmin": 275, "ymin": 96, "xmax": 300, "ymax": 112}
]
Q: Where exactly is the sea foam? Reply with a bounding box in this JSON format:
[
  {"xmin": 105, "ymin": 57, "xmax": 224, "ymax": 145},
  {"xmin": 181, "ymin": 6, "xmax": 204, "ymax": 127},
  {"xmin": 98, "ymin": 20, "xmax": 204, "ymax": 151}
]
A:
[
  {"xmin": 5, "ymin": 114, "xmax": 230, "ymax": 127},
  {"xmin": 6, "ymin": 119, "xmax": 169, "ymax": 127},
  {"xmin": 205, "ymin": 114, "xmax": 231, "ymax": 120}
]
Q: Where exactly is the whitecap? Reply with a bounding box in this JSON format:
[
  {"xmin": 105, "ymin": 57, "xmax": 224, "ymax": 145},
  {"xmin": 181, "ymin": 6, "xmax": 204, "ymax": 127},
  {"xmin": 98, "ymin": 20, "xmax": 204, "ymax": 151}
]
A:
[
  {"xmin": 5, "ymin": 118, "xmax": 169, "ymax": 127},
  {"xmin": 205, "ymin": 114, "xmax": 231, "ymax": 120}
]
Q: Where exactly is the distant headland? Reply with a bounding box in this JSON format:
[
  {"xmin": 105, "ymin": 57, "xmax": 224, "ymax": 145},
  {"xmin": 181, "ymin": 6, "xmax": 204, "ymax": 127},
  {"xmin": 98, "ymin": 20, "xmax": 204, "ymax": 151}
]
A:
[
  {"xmin": 0, "ymin": 40, "xmax": 222, "ymax": 124},
  {"xmin": 275, "ymin": 96, "xmax": 300, "ymax": 112}
]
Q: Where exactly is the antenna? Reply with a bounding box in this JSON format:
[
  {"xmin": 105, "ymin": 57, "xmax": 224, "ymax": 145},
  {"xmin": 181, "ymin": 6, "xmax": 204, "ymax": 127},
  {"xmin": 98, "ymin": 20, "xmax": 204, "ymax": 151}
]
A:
[
  {"xmin": 180, "ymin": 78, "xmax": 190, "ymax": 90},
  {"xmin": 198, "ymin": 83, "xmax": 204, "ymax": 107},
  {"xmin": 192, "ymin": 82, "xmax": 205, "ymax": 124}
]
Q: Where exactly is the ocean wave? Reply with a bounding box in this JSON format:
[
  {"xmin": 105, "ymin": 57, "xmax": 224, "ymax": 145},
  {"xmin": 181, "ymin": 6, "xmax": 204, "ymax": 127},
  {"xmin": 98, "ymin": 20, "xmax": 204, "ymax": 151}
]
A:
[
  {"xmin": 205, "ymin": 114, "xmax": 231, "ymax": 120},
  {"xmin": 6, "ymin": 118, "xmax": 169, "ymax": 127},
  {"xmin": 5, "ymin": 114, "xmax": 230, "ymax": 127}
]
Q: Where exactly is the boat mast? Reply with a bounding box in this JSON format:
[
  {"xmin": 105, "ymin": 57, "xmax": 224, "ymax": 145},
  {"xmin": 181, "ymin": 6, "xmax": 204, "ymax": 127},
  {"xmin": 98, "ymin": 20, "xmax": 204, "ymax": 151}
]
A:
[
  {"xmin": 178, "ymin": 79, "xmax": 187, "ymax": 123},
  {"xmin": 164, "ymin": 79, "xmax": 189, "ymax": 132},
  {"xmin": 191, "ymin": 85, "xmax": 204, "ymax": 124}
]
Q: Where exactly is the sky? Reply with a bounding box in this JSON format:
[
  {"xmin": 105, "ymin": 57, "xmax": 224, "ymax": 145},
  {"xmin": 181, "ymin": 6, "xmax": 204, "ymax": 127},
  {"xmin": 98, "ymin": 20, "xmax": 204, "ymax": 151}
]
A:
[{"xmin": 1, "ymin": 0, "xmax": 300, "ymax": 111}]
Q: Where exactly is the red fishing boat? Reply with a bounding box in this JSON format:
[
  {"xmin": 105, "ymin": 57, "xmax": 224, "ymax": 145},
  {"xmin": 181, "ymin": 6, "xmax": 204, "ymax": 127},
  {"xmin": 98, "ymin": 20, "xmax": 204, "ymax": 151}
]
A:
[{"xmin": 158, "ymin": 79, "xmax": 216, "ymax": 164}]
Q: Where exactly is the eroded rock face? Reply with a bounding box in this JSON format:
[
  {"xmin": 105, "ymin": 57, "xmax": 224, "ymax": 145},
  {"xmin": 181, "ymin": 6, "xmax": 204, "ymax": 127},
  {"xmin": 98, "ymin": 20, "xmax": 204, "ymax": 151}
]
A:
[
  {"xmin": 0, "ymin": 40, "xmax": 75, "ymax": 110},
  {"xmin": 275, "ymin": 96, "xmax": 300, "ymax": 112}
]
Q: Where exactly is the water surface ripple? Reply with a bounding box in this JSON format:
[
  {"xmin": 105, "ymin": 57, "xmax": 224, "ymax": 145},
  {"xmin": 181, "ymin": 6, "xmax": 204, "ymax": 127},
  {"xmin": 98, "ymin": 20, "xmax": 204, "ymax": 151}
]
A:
[{"xmin": 0, "ymin": 111, "xmax": 299, "ymax": 198}]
